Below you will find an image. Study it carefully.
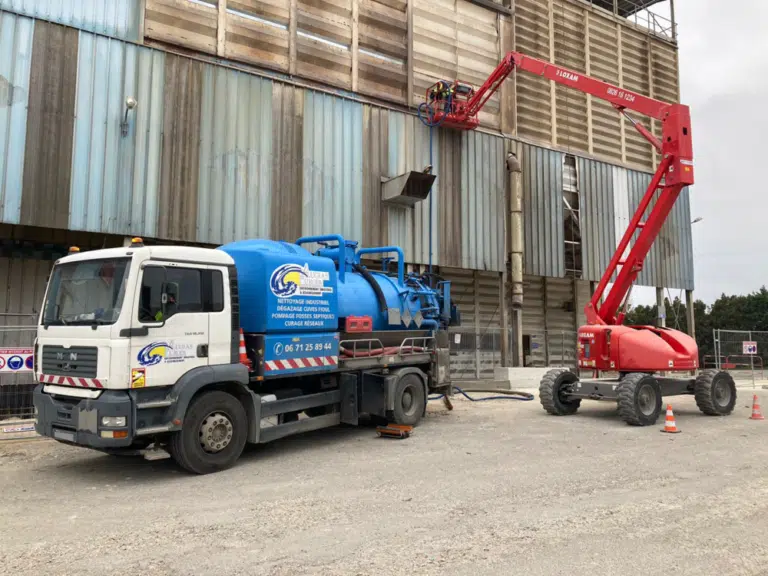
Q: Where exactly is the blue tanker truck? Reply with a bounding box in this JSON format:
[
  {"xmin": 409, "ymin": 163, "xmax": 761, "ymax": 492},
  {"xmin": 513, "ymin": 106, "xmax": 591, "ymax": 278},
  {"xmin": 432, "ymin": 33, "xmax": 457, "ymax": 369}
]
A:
[{"xmin": 32, "ymin": 235, "xmax": 458, "ymax": 474}]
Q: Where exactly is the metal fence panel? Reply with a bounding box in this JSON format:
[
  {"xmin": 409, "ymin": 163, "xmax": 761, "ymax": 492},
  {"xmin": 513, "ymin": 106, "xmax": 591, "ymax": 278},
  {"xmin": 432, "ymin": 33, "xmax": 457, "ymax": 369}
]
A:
[
  {"xmin": 710, "ymin": 329, "xmax": 768, "ymax": 386},
  {"xmin": 448, "ymin": 328, "xmax": 502, "ymax": 380},
  {"xmin": 0, "ymin": 314, "xmax": 37, "ymax": 421}
]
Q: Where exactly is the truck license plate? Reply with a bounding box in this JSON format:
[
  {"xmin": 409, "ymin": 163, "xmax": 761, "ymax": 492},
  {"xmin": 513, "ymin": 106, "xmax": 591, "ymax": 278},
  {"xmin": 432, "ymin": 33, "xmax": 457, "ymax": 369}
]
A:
[{"xmin": 53, "ymin": 429, "xmax": 76, "ymax": 443}]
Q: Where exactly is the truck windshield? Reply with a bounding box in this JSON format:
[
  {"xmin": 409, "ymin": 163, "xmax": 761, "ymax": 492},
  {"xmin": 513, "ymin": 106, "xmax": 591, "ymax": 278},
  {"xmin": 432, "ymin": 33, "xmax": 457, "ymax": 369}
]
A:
[{"xmin": 42, "ymin": 258, "xmax": 131, "ymax": 326}]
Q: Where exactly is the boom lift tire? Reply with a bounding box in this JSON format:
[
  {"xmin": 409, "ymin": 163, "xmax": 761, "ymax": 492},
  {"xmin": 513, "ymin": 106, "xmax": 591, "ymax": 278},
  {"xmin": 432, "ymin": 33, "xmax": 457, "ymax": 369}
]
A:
[
  {"xmin": 539, "ymin": 368, "xmax": 581, "ymax": 416},
  {"xmin": 694, "ymin": 369, "xmax": 737, "ymax": 416},
  {"xmin": 617, "ymin": 373, "xmax": 662, "ymax": 426},
  {"xmin": 169, "ymin": 391, "xmax": 248, "ymax": 475},
  {"xmin": 392, "ymin": 374, "xmax": 426, "ymax": 426}
]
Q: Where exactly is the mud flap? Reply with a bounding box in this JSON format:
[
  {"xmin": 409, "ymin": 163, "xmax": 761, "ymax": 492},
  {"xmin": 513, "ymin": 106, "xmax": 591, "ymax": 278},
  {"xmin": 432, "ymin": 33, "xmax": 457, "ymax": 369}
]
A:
[
  {"xmin": 340, "ymin": 373, "xmax": 359, "ymax": 425},
  {"xmin": 360, "ymin": 372, "xmax": 389, "ymax": 418}
]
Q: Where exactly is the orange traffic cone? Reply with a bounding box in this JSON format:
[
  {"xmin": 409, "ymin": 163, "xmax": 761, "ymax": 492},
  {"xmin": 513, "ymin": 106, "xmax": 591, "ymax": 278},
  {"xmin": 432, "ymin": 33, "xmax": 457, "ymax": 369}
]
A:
[
  {"xmin": 238, "ymin": 329, "xmax": 252, "ymax": 370},
  {"xmin": 750, "ymin": 395, "xmax": 764, "ymax": 420},
  {"xmin": 661, "ymin": 404, "xmax": 681, "ymax": 433}
]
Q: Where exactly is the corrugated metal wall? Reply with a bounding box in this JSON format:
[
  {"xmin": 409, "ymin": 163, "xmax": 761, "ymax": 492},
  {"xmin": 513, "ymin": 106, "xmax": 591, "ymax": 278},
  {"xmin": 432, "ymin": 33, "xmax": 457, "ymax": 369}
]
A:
[
  {"xmin": 197, "ymin": 65, "xmax": 273, "ymax": 245},
  {"xmin": 579, "ymin": 157, "xmax": 615, "ymax": 283},
  {"xmin": 522, "ymin": 275, "xmax": 547, "ymax": 367},
  {"xmin": 158, "ymin": 54, "xmax": 203, "ymax": 241},
  {"xmin": 615, "ymin": 167, "xmax": 694, "ymax": 290},
  {"xmin": 20, "ymin": 18, "xmax": 78, "ymax": 230},
  {"xmin": 521, "ymin": 274, "xmax": 586, "ymax": 368},
  {"xmin": 0, "ymin": 11, "xmax": 32, "ymax": 225},
  {"xmin": 0, "ymin": 0, "xmax": 140, "ymax": 41},
  {"xmin": 362, "ymin": 104, "xmax": 389, "ymax": 249},
  {"xmin": 546, "ymin": 277, "xmax": 577, "ymax": 366},
  {"xmin": 270, "ymin": 83, "xmax": 304, "ymax": 242},
  {"xmin": 386, "ymin": 110, "xmax": 439, "ymax": 267},
  {"xmin": 460, "ymin": 130, "xmax": 505, "ymax": 272},
  {"xmin": 522, "ymin": 143, "xmax": 564, "ymax": 278},
  {"xmin": 0, "ymin": 10, "xmax": 695, "ymax": 288},
  {"xmin": 303, "ymin": 91, "xmax": 364, "ymax": 244},
  {"xmin": 70, "ymin": 31, "xmax": 165, "ymax": 237},
  {"xmin": 575, "ymin": 278, "xmax": 591, "ymax": 327}
]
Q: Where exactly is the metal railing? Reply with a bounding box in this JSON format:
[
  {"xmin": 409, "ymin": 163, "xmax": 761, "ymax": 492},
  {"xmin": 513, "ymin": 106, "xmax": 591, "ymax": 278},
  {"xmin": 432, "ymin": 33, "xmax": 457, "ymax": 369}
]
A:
[{"xmin": 582, "ymin": 0, "xmax": 676, "ymax": 42}]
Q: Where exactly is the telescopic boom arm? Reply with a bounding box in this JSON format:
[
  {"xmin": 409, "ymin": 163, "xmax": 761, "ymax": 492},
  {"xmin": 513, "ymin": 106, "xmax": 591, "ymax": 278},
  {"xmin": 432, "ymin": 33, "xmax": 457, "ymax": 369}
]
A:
[{"xmin": 423, "ymin": 51, "xmax": 694, "ymax": 327}]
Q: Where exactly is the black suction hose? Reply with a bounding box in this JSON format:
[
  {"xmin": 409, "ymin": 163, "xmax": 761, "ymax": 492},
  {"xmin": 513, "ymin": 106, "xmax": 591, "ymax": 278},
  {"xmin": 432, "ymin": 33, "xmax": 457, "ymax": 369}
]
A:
[
  {"xmin": 353, "ymin": 263, "xmax": 388, "ymax": 313},
  {"xmin": 429, "ymin": 386, "xmax": 534, "ymax": 402}
]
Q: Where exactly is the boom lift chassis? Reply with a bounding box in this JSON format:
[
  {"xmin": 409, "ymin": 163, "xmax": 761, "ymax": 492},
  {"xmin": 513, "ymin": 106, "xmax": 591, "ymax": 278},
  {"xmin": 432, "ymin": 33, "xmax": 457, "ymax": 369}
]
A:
[{"xmin": 423, "ymin": 52, "xmax": 736, "ymax": 426}]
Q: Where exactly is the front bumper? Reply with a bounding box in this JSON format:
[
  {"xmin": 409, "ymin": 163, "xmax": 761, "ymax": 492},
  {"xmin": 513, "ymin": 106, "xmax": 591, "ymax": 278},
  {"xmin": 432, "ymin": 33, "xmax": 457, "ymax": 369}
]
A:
[{"xmin": 34, "ymin": 385, "xmax": 134, "ymax": 448}]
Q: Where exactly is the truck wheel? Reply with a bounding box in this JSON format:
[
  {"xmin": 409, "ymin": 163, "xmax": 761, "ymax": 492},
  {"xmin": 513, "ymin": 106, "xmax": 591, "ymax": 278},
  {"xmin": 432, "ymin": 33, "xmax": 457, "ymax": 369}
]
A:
[
  {"xmin": 539, "ymin": 368, "xmax": 581, "ymax": 415},
  {"xmin": 617, "ymin": 372, "xmax": 662, "ymax": 426},
  {"xmin": 169, "ymin": 391, "xmax": 247, "ymax": 475},
  {"xmin": 695, "ymin": 369, "xmax": 737, "ymax": 416},
  {"xmin": 392, "ymin": 374, "xmax": 426, "ymax": 426}
]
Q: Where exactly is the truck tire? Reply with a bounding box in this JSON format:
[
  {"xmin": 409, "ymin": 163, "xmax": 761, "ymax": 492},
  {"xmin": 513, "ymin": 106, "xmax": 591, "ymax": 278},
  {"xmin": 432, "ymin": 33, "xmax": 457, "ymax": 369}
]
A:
[
  {"xmin": 169, "ymin": 391, "xmax": 248, "ymax": 475},
  {"xmin": 392, "ymin": 374, "xmax": 426, "ymax": 426},
  {"xmin": 695, "ymin": 369, "xmax": 737, "ymax": 416},
  {"xmin": 539, "ymin": 368, "xmax": 581, "ymax": 416},
  {"xmin": 617, "ymin": 372, "xmax": 662, "ymax": 426}
]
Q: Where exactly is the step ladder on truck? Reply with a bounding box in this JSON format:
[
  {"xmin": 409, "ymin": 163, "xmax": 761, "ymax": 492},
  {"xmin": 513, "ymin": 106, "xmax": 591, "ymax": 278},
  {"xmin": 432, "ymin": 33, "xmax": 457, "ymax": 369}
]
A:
[
  {"xmin": 419, "ymin": 51, "xmax": 736, "ymax": 425},
  {"xmin": 32, "ymin": 235, "xmax": 459, "ymax": 474}
]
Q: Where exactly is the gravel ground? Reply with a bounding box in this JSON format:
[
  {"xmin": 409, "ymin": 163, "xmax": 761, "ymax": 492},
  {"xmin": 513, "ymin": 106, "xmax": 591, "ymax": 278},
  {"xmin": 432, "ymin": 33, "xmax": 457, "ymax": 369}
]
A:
[{"xmin": 2, "ymin": 390, "xmax": 768, "ymax": 576}]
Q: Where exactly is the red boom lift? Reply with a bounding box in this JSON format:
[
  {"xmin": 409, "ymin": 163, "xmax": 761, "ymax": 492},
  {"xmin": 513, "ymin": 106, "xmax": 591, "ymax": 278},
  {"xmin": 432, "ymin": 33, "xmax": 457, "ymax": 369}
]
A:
[{"xmin": 423, "ymin": 52, "xmax": 736, "ymax": 425}]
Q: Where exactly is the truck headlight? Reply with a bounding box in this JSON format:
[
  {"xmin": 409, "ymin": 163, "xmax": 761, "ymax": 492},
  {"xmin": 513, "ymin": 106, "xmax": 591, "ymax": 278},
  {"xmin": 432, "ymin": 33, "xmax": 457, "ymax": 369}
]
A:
[{"xmin": 101, "ymin": 416, "xmax": 126, "ymax": 427}]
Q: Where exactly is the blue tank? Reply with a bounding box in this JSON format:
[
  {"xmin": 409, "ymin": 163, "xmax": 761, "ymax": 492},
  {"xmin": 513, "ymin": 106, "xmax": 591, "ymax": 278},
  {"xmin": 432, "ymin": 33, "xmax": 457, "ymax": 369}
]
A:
[
  {"xmin": 219, "ymin": 235, "xmax": 449, "ymax": 334},
  {"xmin": 219, "ymin": 239, "xmax": 339, "ymax": 334}
]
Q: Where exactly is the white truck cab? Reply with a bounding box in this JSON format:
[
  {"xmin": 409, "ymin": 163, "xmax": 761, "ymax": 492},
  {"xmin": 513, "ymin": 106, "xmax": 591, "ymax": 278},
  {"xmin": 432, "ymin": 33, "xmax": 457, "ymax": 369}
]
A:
[{"xmin": 34, "ymin": 240, "xmax": 245, "ymax": 455}]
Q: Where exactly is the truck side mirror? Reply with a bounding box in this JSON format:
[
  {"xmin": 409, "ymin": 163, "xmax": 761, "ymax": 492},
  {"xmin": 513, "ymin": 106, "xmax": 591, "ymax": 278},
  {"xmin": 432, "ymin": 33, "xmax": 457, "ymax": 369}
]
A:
[{"xmin": 162, "ymin": 282, "xmax": 179, "ymax": 318}]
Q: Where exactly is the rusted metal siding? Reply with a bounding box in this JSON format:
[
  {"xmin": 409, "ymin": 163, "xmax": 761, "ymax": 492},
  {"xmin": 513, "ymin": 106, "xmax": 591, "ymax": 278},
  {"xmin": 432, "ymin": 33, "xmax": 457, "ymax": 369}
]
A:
[
  {"xmin": 579, "ymin": 157, "xmax": 615, "ymax": 283},
  {"xmin": 439, "ymin": 129, "xmax": 462, "ymax": 268},
  {"xmin": 157, "ymin": 54, "xmax": 203, "ymax": 241},
  {"xmin": 20, "ymin": 20, "xmax": 78, "ymax": 230},
  {"xmin": 270, "ymin": 82, "xmax": 304, "ymax": 242},
  {"xmin": 0, "ymin": 11, "xmax": 33, "ymax": 225},
  {"xmin": 460, "ymin": 130, "xmax": 504, "ymax": 271},
  {"xmin": 0, "ymin": 0, "xmax": 141, "ymax": 41},
  {"xmin": 522, "ymin": 143, "xmax": 564, "ymax": 278},
  {"xmin": 302, "ymin": 90, "xmax": 363, "ymax": 242},
  {"xmin": 69, "ymin": 31, "xmax": 165, "ymax": 237},
  {"xmin": 361, "ymin": 104, "xmax": 388, "ymax": 248},
  {"xmin": 197, "ymin": 66, "xmax": 273, "ymax": 245}
]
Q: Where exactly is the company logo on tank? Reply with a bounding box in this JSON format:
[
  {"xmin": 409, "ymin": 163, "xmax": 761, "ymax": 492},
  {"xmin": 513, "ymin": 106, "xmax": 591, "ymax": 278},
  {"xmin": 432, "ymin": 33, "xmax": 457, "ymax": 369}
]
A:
[{"xmin": 270, "ymin": 264, "xmax": 333, "ymax": 298}]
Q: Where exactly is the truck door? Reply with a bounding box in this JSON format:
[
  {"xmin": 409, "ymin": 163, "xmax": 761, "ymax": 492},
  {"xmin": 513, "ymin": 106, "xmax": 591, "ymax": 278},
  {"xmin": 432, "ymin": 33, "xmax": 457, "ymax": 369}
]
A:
[{"xmin": 128, "ymin": 263, "xmax": 218, "ymax": 389}]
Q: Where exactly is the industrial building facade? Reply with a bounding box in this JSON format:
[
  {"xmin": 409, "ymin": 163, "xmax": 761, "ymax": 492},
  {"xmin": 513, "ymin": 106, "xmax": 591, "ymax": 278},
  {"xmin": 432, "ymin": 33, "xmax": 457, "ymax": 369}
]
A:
[{"xmin": 0, "ymin": 0, "xmax": 690, "ymax": 394}]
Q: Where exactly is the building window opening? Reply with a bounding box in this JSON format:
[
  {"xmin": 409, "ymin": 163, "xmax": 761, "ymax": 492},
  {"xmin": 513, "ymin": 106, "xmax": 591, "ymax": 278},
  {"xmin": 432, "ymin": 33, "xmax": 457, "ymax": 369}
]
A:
[{"xmin": 563, "ymin": 154, "xmax": 583, "ymax": 279}]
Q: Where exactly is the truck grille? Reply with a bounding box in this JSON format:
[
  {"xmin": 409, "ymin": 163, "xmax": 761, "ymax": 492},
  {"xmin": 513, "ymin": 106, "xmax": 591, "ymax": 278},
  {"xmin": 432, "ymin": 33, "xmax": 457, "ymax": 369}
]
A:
[{"xmin": 41, "ymin": 346, "xmax": 98, "ymax": 378}]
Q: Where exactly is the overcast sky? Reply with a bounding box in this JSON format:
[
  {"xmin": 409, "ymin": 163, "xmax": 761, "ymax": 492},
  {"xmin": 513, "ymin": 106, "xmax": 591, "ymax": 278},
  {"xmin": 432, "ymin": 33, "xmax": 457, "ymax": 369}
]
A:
[
  {"xmin": 627, "ymin": 0, "xmax": 763, "ymax": 306},
  {"xmin": 676, "ymin": 0, "xmax": 768, "ymax": 303}
]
